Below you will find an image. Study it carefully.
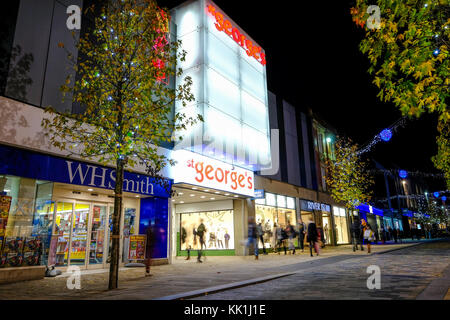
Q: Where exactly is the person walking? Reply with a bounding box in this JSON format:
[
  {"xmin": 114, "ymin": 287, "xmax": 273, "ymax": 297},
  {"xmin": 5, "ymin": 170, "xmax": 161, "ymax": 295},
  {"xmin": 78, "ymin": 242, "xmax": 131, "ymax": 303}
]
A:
[
  {"xmin": 351, "ymin": 218, "xmax": 363, "ymax": 251},
  {"xmin": 196, "ymin": 219, "xmax": 206, "ymax": 263},
  {"xmin": 298, "ymin": 218, "xmax": 306, "ymax": 253},
  {"xmin": 380, "ymin": 224, "xmax": 386, "ymax": 244},
  {"xmin": 246, "ymin": 217, "xmax": 259, "ymax": 260},
  {"xmin": 286, "ymin": 221, "xmax": 296, "ymax": 255},
  {"xmin": 362, "ymin": 223, "xmax": 375, "ymax": 253},
  {"xmin": 393, "ymin": 227, "xmax": 398, "ymax": 243},
  {"xmin": 307, "ymin": 217, "xmax": 320, "ymax": 257},
  {"xmin": 256, "ymin": 221, "xmax": 267, "ymax": 255},
  {"xmin": 145, "ymin": 223, "xmax": 155, "ymax": 276}
]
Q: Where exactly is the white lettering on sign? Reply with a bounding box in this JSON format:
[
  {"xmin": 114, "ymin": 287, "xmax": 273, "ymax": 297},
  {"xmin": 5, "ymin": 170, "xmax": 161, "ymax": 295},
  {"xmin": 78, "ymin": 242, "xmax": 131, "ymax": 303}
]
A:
[
  {"xmin": 307, "ymin": 201, "xmax": 330, "ymax": 212},
  {"xmin": 170, "ymin": 150, "xmax": 254, "ymax": 197},
  {"xmin": 65, "ymin": 161, "xmax": 155, "ymax": 195}
]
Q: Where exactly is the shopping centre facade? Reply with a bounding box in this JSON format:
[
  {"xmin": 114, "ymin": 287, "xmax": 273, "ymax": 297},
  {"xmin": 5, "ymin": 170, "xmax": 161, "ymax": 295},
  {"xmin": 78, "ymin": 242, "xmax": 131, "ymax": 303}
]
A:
[{"xmin": 0, "ymin": 0, "xmax": 355, "ymax": 280}]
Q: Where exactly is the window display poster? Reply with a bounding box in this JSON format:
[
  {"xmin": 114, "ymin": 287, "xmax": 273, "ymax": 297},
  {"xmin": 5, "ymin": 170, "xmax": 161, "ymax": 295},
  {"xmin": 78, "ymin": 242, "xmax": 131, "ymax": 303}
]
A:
[
  {"xmin": 128, "ymin": 235, "xmax": 146, "ymax": 260},
  {"xmin": 0, "ymin": 195, "xmax": 12, "ymax": 237},
  {"xmin": 47, "ymin": 235, "xmax": 59, "ymax": 266},
  {"xmin": 180, "ymin": 210, "xmax": 234, "ymax": 251},
  {"xmin": 1, "ymin": 237, "xmax": 24, "ymax": 267},
  {"xmin": 23, "ymin": 237, "xmax": 42, "ymax": 266}
]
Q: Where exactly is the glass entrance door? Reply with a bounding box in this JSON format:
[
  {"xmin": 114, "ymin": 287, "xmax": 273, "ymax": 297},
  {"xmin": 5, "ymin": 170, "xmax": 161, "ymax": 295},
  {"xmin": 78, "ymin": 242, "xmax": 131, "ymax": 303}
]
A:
[
  {"xmin": 53, "ymin": 202, "xmax": 73, "ymax": 266},
  {"xmin": 89, "ymin": 204, "xmax": 107, "ymax": 265},
  {"xmin": 69, "ymin": 203, "xmax": 90, "ymax": 266}
]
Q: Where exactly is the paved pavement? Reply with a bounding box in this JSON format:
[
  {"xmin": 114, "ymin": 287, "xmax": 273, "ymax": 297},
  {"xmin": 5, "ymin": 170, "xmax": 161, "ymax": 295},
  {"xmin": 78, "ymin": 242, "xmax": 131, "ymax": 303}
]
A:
[
  {"xmin": 192, "ymin": 240, "xmax": 450, "ymax": 300},
  {"xmin": 0, "ymin": 239, "xmax": 448, "ymax": 300}
]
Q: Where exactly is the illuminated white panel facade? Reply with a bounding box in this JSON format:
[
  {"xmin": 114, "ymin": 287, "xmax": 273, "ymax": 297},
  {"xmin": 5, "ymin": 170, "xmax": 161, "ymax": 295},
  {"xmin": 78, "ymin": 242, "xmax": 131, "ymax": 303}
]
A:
[{"xmin": 172, "ymin": 0, "xmax": 271, "ymax": 170}]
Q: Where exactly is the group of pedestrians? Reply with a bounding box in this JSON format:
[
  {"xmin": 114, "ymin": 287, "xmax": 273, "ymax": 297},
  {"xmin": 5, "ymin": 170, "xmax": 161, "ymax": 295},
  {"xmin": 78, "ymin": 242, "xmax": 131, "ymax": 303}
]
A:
[{"xmin": 246, "ymin": 216, "xmax": 324, "ymax": 259}]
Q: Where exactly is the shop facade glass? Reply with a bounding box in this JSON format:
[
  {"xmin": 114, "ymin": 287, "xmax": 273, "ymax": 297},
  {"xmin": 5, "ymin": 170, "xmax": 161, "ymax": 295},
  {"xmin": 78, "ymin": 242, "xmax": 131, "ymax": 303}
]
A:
[
  {"xmin": 180, "ymin": 210, "xmax": 234, "ymax": 251},
  {"xmin": 255, "ymin": 193, "xmax": 296, "ymax": 250},
  {"xmin": 0, "ymin": 175, "xmax": 53, "ymax": 268},
  {"xmin": 332, "ymin": 207, "xmax": 350, "ymax": 244}
]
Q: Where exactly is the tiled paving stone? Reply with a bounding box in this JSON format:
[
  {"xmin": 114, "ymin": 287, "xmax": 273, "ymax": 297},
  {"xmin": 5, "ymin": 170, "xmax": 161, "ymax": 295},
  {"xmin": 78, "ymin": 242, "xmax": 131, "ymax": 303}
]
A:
[
  {"xmin": 0, "ymin": 240, "xmax": 446, "ymax": 300},
  {"xmin": 192, "ymin": 240, "xmax": 450, "ymax": 300}
]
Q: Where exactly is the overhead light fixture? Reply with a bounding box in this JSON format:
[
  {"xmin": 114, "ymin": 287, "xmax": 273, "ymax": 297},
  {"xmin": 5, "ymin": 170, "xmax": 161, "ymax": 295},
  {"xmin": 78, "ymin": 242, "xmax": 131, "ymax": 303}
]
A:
[
  {"xmin": 204, "ymin": 189, "xmax": 209, "ymax": 192},
  {"xmin": 215, "ymin": 191, "xmax": 220, "ymax": 194},
  {"xmin": 200, "ymin": 196, "xmax": 206, "ymax": 199},
  {"xmin": 210, "ymin": 198, "xmax": 215, "ymax": 200},
  {"xmin": 180, "ymin": 201, "xmax": 185, "ymax": 204},
  {"xmin": 87, "ymin": 188, "xmax": 94, "ymax": 192},
  {"xmin": 192, "ymin": 187, "xmax": 198, "ymax": 190},
  {"xmin": 224, "ymin": 193, "xmax": 230, "ymax": 196},
  {"xmin": 178, "ymin": 192, "xmax": 184, "ymax": 195},
  {"xmin": 171, "ymin": 199, "xmax": 175, "ymax": 202},
  {"xmin": 190, "ymin": 194, "xmax": 195, "ymax": 197},
  {"xmin": 135, "ymin": 195, "xmax": 140, "ymax": 198},
  {"xmin": 234, "ymin": 195, "xmax": 239, "ymax": 198}
]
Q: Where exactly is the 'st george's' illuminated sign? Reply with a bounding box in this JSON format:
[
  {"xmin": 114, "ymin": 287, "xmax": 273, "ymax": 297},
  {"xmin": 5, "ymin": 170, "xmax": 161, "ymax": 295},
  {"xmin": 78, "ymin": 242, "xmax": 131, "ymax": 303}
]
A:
[
  {"xmin": 170, "ymin": 150, "xmax": 255, "ymax": 197},
  {"xmin": 206, "ymin": 4, "xmax": 266, "ymax": 66}
]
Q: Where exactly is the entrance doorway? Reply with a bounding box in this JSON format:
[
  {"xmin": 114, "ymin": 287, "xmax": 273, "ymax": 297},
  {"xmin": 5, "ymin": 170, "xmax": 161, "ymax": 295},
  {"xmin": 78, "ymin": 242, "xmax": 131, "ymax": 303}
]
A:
[{"xmin": 52, "ymin": 200, "xmax": 115, "ymax": 269}]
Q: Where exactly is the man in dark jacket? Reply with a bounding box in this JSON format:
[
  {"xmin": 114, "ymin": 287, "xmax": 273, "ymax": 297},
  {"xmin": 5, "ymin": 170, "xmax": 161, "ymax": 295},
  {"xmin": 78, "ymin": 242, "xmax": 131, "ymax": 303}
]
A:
[
  {"xmin": 145, "ymin": 223, "xmax": 156, "ymax": 276},
  {"xmin": 351, "ymin": 219, "xmax": 363, "ymax": 251},
  {"xmin": 307, "ymin": 218, "xmax": 319, "ymax": 257},
  {"xmin": 247, "ymin": 217, "xmax": 259, "ymax": 260}
]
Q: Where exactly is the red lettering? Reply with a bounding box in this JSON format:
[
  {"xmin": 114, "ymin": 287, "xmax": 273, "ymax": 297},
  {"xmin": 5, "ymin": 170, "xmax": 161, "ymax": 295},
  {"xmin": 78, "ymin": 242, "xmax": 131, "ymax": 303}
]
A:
[
  {"xmin": 208, "ymin": 4, "xmax": 265, "ymax": 66},
  {"xmin": 207, "ymin": 4, "xmax": 215, "ymax": 15},
  {"xmin": 232, "ymin": 28, "xmax": 240, "ymax": 42},
  {"xmin": 205, "ymin": 165, "xmax": 214, "ymax": 180},
  {"xmin": 223, "ymin": 20, "xmax": 232, "ymax": 35},
  {"xmin": 247, "ymin": 176, "xmax": 253, "ymax": 189},
  {"xmin": 260, "ymin": 52, "xmax": 266, "ymax": 66},
  {"xmin": 214, "ymin": 12, "xmax": 224, "ymax": 31},
  {"xmin": 245, "ymin": 39, "xmax": 253, "ymax": 56},
  {"xmin": 230, "ymin": 172, "xmax": 238, "ymax": 190},
  {"xmin": 238, "ymin": 174, "xmax": 245, "ymax": 188},
  {"xmin": 195, "ymin": 162, "xmax": 204, "ymax": 183},
  {"xmin": 224, "ymin": 170, "xmax": 230, "ymax": 184},
  {"xmin": 215, "ymin": 168, "xmax": 224, "ymax": 182}
]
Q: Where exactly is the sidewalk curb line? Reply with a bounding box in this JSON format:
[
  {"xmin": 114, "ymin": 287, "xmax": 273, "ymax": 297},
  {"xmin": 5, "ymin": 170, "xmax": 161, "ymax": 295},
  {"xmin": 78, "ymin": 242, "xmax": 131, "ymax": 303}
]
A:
[
  {"xmin": 371, "ymin": 241, "xmax": 426, "ymax": 255},
  {"xmin": 416, "ymin": 262, "xmax": 450, "ymax": 300},
  {"xmin": 153, "ymin": 272, "xmax": 295, "ymax": 300}
]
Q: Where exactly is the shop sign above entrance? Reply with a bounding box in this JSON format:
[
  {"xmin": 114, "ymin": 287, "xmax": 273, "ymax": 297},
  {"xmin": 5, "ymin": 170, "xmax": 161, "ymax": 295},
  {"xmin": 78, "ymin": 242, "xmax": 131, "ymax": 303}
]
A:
[
  {"xmin": 0, "ymin": 144, "xmax": 171, "ymax": 198},
  {"xmin": 301, "ymin": 200, "xmax": 331, "ymax": 213},
  {"xmin": 170, "ymin": 150, "xmax": 254, "ymax": 197},
  {"xmin": 253, "ymin": 189, "xmax": 265, "ymax": 199}
]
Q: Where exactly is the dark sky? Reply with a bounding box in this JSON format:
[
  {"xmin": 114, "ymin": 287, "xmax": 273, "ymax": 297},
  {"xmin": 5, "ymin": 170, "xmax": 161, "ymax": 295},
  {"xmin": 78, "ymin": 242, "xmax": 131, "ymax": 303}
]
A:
[{"xmin": 158, "ymin": 0, "xmax": 443, "ymax": 178}]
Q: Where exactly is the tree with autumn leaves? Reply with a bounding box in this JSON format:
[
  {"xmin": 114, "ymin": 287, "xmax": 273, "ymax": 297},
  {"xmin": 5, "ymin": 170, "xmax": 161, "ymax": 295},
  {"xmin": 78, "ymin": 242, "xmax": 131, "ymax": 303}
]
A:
[
  {"xmin": 42, "ymin": 0, "xmax": 200, "ymax": 289},
  {"xmin": 350, "ymin": 0, "xmax": 449, "ymax": 188},
  {"xmin": 326, "ymin": 138, "xmax": 374, "ymax": 216}
]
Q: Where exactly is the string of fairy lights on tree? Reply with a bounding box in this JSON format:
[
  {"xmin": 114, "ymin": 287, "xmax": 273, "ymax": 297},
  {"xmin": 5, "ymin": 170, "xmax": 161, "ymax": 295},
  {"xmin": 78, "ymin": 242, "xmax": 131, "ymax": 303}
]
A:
[{"xmin": 368, "ymin": 168, "xmax": 445, "ymax": 179}]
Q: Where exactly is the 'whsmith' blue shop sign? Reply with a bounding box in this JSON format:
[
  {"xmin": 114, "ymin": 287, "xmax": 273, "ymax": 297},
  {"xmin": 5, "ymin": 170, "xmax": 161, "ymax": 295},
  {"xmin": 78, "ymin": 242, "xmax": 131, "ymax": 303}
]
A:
[{"xmin": 0, "ymin": 144, "xmax": 171, "ymax": 198}]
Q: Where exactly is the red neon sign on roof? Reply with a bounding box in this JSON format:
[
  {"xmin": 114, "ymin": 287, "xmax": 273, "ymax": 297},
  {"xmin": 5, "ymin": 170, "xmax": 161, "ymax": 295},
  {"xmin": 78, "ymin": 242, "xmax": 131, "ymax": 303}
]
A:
[{"xmin": 207, "ymin": 4, "xmax": 266, "ymax": 66}]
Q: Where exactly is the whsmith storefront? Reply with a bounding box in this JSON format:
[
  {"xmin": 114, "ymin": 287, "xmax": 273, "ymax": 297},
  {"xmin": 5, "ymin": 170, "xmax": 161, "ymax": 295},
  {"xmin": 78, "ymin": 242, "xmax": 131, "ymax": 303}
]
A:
[{"xmin": 0, "ymin": 144, "xmax": 171, "ymax": 273}]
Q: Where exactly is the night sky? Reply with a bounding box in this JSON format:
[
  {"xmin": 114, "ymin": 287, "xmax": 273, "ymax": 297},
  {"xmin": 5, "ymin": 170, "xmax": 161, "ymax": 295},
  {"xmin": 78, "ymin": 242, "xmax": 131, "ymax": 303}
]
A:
[{"xmin": 158, "ymin": 0, "xmax": 444, "ymax": 185}]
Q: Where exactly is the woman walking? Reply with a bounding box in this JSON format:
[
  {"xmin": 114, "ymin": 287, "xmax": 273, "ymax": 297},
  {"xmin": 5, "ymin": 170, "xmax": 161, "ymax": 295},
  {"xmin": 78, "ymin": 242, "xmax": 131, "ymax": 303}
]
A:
[{"xmin": 307, "ymin": 217, "xmax": 320, "ymax": 257}]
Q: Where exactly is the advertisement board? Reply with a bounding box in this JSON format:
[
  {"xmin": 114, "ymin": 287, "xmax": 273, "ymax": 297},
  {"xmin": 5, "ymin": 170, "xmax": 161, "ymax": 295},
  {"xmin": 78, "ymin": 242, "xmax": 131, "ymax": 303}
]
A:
[{"xmin": 128, "ymin": 235, "xmax": 146, "ymax": 260}]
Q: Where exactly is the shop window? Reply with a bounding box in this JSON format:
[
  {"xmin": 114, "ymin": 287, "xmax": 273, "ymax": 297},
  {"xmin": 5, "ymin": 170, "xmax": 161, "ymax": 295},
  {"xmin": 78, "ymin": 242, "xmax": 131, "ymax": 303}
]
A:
[
  {"xmin": 286, "ymin": 197, "xmax": 295, "ymax": 210},
  {"xmin": 0, "ymin": 175, "xmax": 53, "ymax": 268},
  {"xmin": 333, "ymin": 207, "xmax": 349, "ymax": 244},
  {"xmin": 255, "ymin": 205, "xmax": 277, "ymax": 249},
  {"xmin": 265, "ymin": 193, "xmax": 276, "ymax": 207},
  {"xmin": 180, "ymin": 210, "xmax": 234, "ymax": 251},
  {"xmin": 276, "ymin": 195, "xmax": 286, "ymax": 208}
]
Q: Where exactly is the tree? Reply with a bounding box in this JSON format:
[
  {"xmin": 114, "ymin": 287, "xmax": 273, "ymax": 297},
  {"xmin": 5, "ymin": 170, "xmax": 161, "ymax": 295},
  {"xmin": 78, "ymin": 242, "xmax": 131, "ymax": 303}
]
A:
[
  {"xmin": 325, "ymin": 137, "xmax": 374, "ymax": 215},
  {"xmin": 432, "ymin": 121, "xmax": 450, "ymax": 189},
  {"xmin": 351, "ymin": 0, "xmax": 449, "ymax": 182},
  {"xmin": 42, "ymin": 0, "xmax": 200, "ymax": 290},
  {"xmin": 427, "ymin": 199, "xmax": 448, "ymax": 228}
]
